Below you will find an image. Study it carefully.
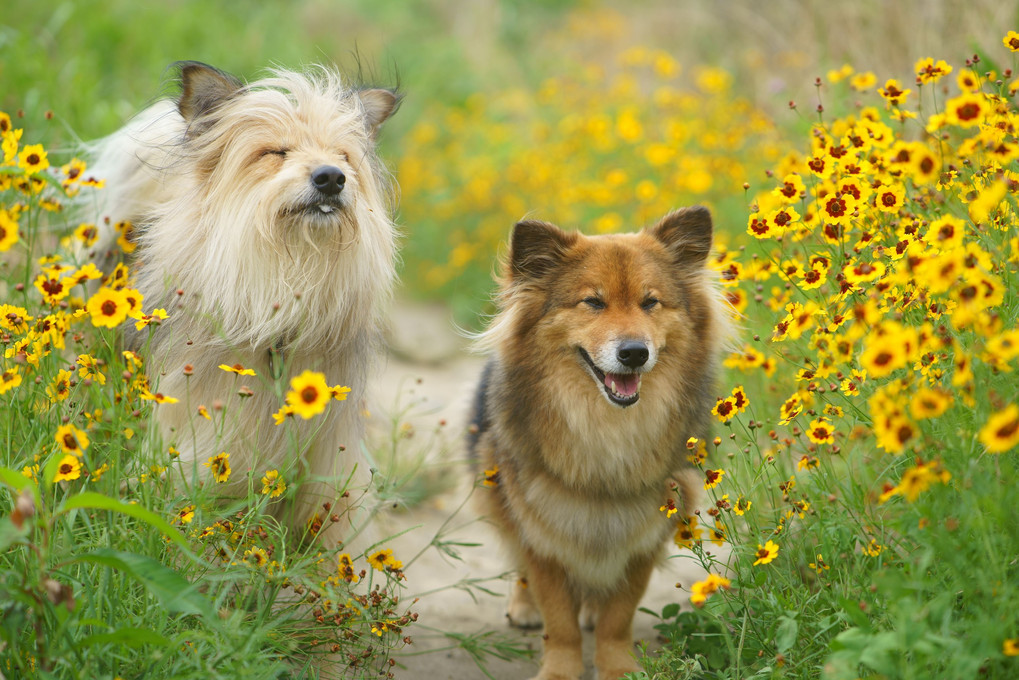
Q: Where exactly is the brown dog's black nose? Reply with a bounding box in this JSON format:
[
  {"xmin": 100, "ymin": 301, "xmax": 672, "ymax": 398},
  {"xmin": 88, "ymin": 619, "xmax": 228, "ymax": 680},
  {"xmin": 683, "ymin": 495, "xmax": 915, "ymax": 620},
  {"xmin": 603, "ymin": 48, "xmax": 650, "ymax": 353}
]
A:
[
  {"xmin": 311, "ymin": 165, "xmax": 346, "ymax": 195},
  {"xmin": 617, "ymin": 341, "xmax": 649, "ymax": 368}
]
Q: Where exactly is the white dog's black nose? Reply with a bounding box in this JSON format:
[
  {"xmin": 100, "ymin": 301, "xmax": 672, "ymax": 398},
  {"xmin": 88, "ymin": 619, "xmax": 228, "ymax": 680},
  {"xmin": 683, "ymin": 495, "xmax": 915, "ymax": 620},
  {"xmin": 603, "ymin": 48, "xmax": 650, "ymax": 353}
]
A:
[
  {"xmin": 311, "ymin": 165, "xmax": 346, "ymax": 195},
  {"xmin": 617, "ymin": 341, "xmax": 649, "ymax": 368}
]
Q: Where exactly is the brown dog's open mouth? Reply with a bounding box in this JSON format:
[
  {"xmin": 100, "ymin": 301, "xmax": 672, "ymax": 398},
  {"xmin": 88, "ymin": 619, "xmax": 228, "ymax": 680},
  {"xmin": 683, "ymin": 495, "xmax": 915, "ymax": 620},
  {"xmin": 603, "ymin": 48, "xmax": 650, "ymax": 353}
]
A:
[{"xmin": 578, "ymin": 348, "xmax": 641, "ymax": 407}]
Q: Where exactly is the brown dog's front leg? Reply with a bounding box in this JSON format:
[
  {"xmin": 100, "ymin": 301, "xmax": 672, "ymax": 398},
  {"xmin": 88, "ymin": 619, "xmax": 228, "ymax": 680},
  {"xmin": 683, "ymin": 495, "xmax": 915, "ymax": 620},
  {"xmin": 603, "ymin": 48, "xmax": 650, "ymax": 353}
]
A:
[
  {"xmin": 593, "ymin": 555, "xmax": 655, "ymax": 679},
  {"xmin": 525, "ymin": 552, "xmax": 583, "ymax": 680}
]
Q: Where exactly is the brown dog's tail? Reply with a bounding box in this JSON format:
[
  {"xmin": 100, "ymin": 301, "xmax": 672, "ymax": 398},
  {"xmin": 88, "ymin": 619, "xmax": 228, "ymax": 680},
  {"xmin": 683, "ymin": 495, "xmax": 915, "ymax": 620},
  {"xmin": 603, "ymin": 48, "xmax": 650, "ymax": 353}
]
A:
[{"xmin": 465, "ymin": 358, "xmax": 496, "ymax": 471}]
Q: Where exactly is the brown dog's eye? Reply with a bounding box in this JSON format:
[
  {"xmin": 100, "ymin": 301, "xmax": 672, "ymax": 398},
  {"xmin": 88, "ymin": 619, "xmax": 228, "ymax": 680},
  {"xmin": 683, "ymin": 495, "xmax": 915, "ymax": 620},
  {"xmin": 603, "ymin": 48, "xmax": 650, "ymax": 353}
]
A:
[
  {"xmin": 641, "ymin": 297, "xmax": 659, "ymax": 311},
  {"xmin": 261, "ymin": 149, "xmax": 288, "ymax": 158},
  {"xmin": 583, "ymin": 297, "xmax": 605, "ymax": 310}
]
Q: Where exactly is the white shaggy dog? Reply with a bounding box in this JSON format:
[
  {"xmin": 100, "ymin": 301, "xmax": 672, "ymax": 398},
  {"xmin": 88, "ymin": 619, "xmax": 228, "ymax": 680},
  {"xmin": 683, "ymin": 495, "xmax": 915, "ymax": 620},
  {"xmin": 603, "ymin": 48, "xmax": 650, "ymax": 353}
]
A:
[{"xmin": 83, "ymin": 61, "xmax": 399, "ymax": 547}]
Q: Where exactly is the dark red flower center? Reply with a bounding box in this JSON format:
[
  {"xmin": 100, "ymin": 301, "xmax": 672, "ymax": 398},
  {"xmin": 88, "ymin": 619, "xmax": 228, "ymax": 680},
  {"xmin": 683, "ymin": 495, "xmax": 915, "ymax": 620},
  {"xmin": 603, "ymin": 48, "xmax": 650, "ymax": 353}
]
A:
[
  {"xmin": 873, "ymin": 351, "xmax": 893, "ymax": 366},
  {"xmin": 826, "ymin": 197, "xmax": 846, "ymax": 217},
  {"xmin": 997, "ymin": 420, "xmax": 1019, "ymax": 439},
  {"xmin": 42, "ymin": 279, "xmax": 64, "ymax": 296},
  {"xmin": 896, "ymin": 424, "xmax": 914, "ymax": 443},
  {"xmin": 957, "ymin": 102, "xmax": 981, "ymax": 121}
]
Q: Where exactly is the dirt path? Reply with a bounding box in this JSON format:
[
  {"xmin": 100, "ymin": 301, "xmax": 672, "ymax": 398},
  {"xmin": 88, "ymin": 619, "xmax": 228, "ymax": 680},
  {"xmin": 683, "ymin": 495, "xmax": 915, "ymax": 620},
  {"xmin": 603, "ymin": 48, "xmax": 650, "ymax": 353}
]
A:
[{"xmin": 368, "ymin": 307, "xmax": 722, "ymax": 679}]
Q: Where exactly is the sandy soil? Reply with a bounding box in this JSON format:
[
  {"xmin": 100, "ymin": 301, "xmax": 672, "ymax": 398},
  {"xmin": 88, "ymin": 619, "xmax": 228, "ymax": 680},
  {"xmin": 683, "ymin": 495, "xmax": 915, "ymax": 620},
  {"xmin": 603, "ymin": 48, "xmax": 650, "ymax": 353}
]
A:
[{"xmin": 367, "ymin": 346, "xmax": 723, "ymax": 680}]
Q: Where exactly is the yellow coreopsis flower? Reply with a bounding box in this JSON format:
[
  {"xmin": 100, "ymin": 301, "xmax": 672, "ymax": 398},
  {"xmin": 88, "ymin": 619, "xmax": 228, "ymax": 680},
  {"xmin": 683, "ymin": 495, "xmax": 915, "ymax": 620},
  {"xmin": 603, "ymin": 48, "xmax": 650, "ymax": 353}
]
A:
[
  {"xmin": 219, "ymin": 363, "xmax": 256, "ymax": 376},
  {"xmin": 34, "ymin": 273, "xmax": 71, "ymax": 305},
  {"xmin": 367, "ymin": 548, "xmax": 402, "ymax": 572},
  {"xmin": 850, "ymin": 71, "xmax": 877, "ymax": 91},
  {"xmin": 204, "ymin": 453, "xmax": 231, "ymax": 483},
  {"xmin": 76, "ymin": 353, "xmax": 107, "ymax": 385},
  {"xmin": 53, "ymin": 455, "xmax": 82, "ymax": 483},
  {"xmin": 285, "ymin": 370, "xmax": 332, "ymax": 419},
  {"xmin": 689, "ymin": 573, "xmax": 731, "ymax": 607},
  {"xmin": 0, "ymin": 209, "xmax": 18, "ymax": 252},
  {"xmin": 176, "ymin": 505, "xmax": 195, "ymax": 525},
  {"xmin": 338, "ymin": 553, "xmax": 359, "ymax": 583},
  {"xmin": 753, "ymin": 540, "xmax": 780, "ymax": 566},
  {"xmin": 703, "ymin": 468, "xmax": 725, "ymax": 490},
  {"xmin": 17, "ymin": 143, "xmax": 49, "ymax": 175},
  {"xmin": 261, "ymin": 469, "xmax": 287, "ymax": 498},
  {"xmin": 47, "ymin": 369, "xmax": 72, "ymax": 402},
  {"xmin": 914, "ymin": 57, "xmax": 952, "ymax": 84},
  {"xmin": 979, "ymin": 404, "xmax": 1019, "ymax": 454},
  {"xmin": 878, "ymin": 79, "xmax": 910, "ymax": 106},
  {"xmin": 908, "ymin": 385, "xmax": 952, "ymax": 419},
  {"xmin": 674, "ymin": 515, "xmax": 702, "ymax": 549},
  {"xmin": 86, "ymin": 287, "xmax": 131, "ymax": 328},
  {"xmin": 1003, "ymin": 30, "xmax": 1019, "ymax": 52},
  {"xmin": 944, "ymin": 92, "xmax": 987, "ymax": 128},
  {"xmin": 55, "ymin": 424, "xmax": 89, "ymax": 456},
  {"xmin": 0, "ymin": 367, "xmax": 22, "ymax": 395},
  {"xmin": 805, "ymin": 418, "xmax": 835, "ymax": 445},
  {"xmin": 134, "ymin": 308, "xmax": 168, "ymax": 331}
]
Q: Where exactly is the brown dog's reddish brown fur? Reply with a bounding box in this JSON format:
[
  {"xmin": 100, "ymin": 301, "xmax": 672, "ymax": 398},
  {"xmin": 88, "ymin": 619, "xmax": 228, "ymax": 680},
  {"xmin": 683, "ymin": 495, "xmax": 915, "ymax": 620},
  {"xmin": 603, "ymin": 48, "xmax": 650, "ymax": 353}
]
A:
[{"xmin": 469, "ymin": 207, "xmax": 728, "ymax": 679}]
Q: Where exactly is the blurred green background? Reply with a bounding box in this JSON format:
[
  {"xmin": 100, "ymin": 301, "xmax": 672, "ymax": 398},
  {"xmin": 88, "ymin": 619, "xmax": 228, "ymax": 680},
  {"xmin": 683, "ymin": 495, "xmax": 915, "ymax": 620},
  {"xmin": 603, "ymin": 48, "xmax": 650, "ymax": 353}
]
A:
[{"xmin": 2, "ymin": 0, "xmax": 1013, "ymax": 321}]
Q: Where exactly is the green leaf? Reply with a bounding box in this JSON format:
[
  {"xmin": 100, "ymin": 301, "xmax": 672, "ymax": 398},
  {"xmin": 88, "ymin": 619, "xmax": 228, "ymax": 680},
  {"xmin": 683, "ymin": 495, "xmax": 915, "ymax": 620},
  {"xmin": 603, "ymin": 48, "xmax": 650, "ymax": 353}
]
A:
[
  {"xmin": 0, "ymin": 516, "xmax": 29, "ymax": 551},
  {"xmin": 0, "ymin": 466, "xmax": 41, "ymax": 507},
  {"xmin": 857, "ymin": 631, "xmax": 899, "ymax": 675},
  {"xmin": 661, "ymin": 602, "xmax": 680, "ymax": 619},
  {"xmin": 58, "ymin": 491, "xmax": 188, "ymax": 549},
  {"xmin": 71, "ymin": 548, "xmax": 212, "ymax": 619},
  {"xmin": 78, "ymin": 626, "xmax": 172, "ymax": 649},
  {"xmin": 774, "ymin": 615, "xmax": 798, "ymax": 653},
  {"xmin": 837, "ymin": 596, "xmax": 871, "ymax": 629}
]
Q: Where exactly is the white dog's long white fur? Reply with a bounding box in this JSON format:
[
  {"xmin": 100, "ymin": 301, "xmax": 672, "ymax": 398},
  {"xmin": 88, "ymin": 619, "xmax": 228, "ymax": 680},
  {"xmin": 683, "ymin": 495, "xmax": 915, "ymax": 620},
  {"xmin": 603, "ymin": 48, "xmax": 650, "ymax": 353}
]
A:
[{"xmin": 83, "ymin": 62, "xmax": 399, "ymax": 546}]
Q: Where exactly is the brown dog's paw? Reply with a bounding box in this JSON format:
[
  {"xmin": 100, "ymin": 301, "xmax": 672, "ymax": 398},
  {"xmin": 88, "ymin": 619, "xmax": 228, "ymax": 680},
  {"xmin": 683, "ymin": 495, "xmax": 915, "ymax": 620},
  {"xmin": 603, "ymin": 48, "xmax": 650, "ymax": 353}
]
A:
[
  {"xmin": 596, "ymin": 657, "xmax": 641, "ymax": 680},
  {"xmin": 529, "ymin": 661, "xmax": 583, "ymax": 680},
  {"xmin": 595, "ymin": 645, "xmax": 641, "ymax": 679},
  {"xmin": 507, "ymin": 578, "xmax": 543, "ymax": 628},
  {"xmin": 506, "ymin": 597, "xmax": 543, "ymax": 628},
  {"xmin": 597, "ymin": 668, "xmax": 640, "ymax": 680}
]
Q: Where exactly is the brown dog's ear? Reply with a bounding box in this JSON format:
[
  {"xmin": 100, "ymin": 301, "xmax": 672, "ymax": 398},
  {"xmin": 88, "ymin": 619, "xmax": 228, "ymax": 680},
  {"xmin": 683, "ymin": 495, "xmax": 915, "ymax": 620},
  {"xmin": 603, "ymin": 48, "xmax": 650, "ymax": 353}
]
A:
[
  {"xmin": 358, "ymin": 89, "xmax": 401, "ymax": 136},
  {"xmin": 175, "ymin": 61, "xmax": 244, "ymax": 129},
  {"xmin": 509, "ymin": 220, "xmax": 578, "ymax": 281},
  {"xmin": 647, "ymin": 206, "xmax": 714, "ymax": 268}
]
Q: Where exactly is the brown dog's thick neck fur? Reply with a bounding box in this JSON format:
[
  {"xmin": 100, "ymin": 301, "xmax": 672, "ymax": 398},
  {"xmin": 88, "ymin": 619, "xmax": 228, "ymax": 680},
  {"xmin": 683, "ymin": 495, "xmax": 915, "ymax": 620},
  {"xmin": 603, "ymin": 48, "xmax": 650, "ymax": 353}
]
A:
[{"xmin": 470, "ymin": 207, "xmax": 727, "ymax": 679}]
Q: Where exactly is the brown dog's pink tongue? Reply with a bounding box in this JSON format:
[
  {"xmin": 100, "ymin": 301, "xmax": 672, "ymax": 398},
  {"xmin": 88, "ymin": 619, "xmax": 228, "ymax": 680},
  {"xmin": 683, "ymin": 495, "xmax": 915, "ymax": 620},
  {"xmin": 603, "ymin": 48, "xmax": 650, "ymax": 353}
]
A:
[{"xmin": 605, "ymin": 372, "xmax": 639, "ymax": 397}]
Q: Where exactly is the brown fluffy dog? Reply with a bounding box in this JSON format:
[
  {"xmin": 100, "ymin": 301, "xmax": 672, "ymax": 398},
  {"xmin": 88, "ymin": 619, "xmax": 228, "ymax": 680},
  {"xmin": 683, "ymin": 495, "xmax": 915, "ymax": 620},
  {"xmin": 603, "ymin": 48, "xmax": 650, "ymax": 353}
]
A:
[
  {"xmin": 469, "ymin": 207, "xmax": 728, "ymax": 680},
  {"xmin": 83, "ymin": 62, "xmax": 399, "ymax": 547}
]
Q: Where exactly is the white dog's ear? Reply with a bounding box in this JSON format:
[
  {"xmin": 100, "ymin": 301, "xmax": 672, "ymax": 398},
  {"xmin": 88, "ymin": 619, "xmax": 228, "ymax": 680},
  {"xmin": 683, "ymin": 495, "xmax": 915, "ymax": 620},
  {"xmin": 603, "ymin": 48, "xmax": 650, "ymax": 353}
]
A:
[
  {"xmin": 358, "ymin": 89, "xmax": 400, "ymax": 136},
  {"xmin": 175, "ymin": 61, "xmax": 244, "ymax": 130},
  {"xmin": 647, "ymin": 206, "xmax": 714, "ymax": 268},
  {"xmin": 509, "ymin": 220, "xmax": 578, "ymax": 281}
]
